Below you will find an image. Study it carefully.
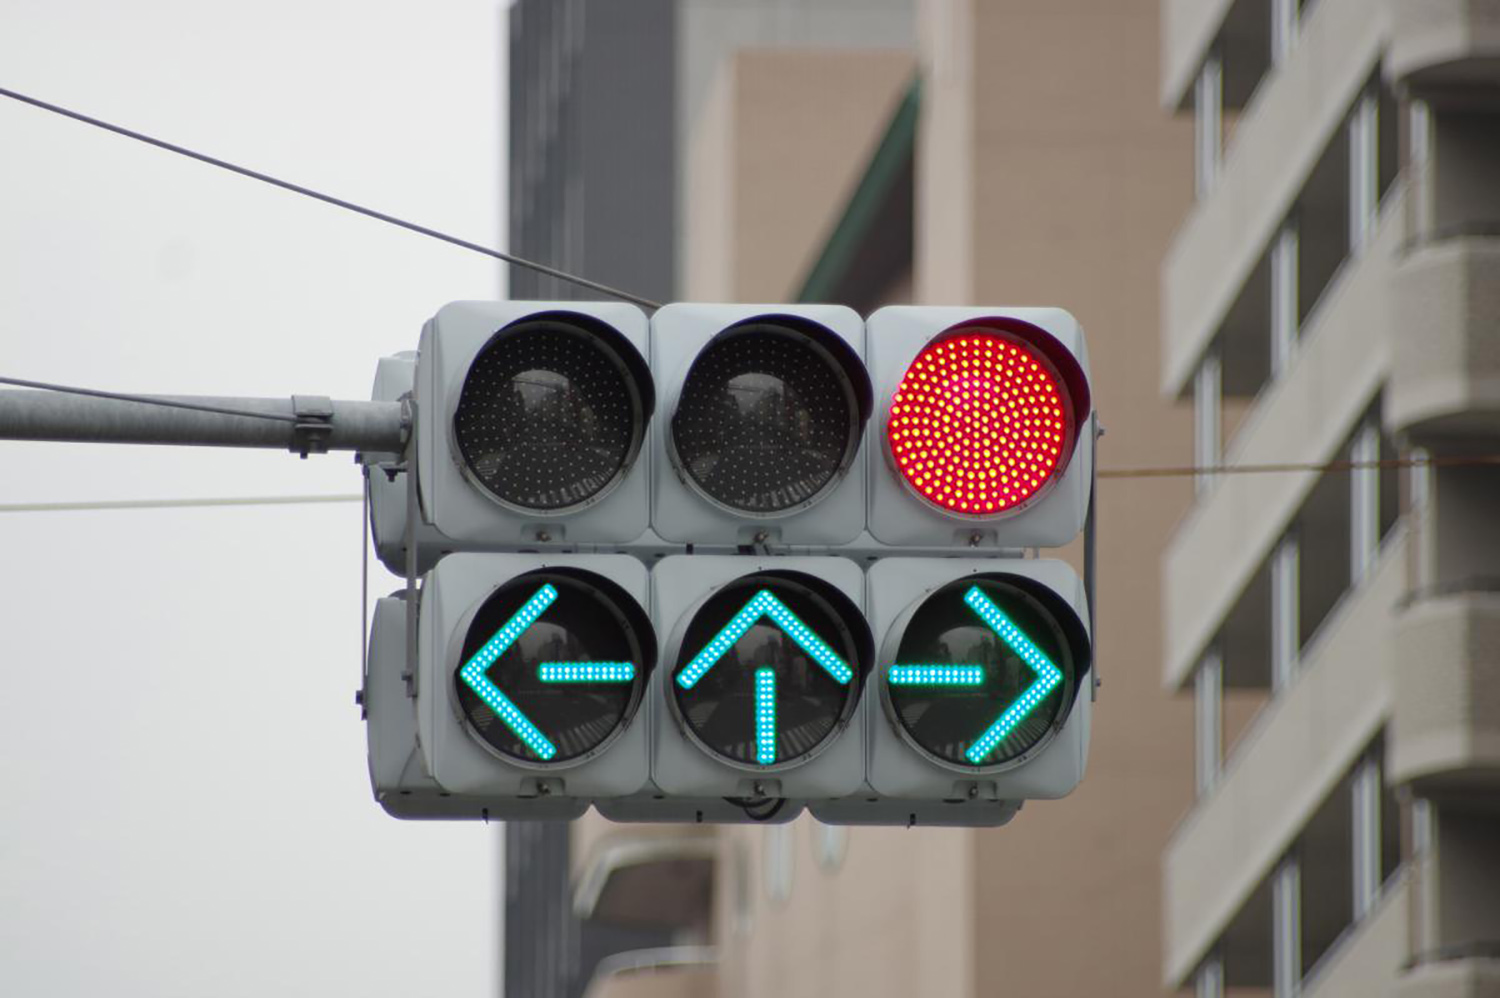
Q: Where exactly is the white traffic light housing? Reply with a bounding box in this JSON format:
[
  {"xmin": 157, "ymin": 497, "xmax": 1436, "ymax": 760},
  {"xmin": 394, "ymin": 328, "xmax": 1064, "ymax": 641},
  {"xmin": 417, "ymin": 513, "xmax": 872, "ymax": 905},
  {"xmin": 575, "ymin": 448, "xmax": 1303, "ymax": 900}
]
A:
[
  {"xmin": 649, "ymin": 304, "xmax": 872, "ymax": 546},
  {"xmin": 647, "ymin": 555, "xmax": 871, "ymax": 804},
  {"xmin": 415, "ymin": 553, "xmax": 656, "ymax": 803},
  {"xmin": 416, "ymin": 301, "xmax": 655, "ymax": 547},
  {"xmin": 811, "ymin": 558, "xmax": 1091, "ymax": 826},
  {"xmin": 363, "ymin": 593, "xmax": 587, "ymax": 820},
  {"xmin": 363, "ymin": 300, "xmax": 1099, "ymax": 828},
  {"xmin": 866, "ymin": 306, "xmax": 1093, "ymax": 548}
]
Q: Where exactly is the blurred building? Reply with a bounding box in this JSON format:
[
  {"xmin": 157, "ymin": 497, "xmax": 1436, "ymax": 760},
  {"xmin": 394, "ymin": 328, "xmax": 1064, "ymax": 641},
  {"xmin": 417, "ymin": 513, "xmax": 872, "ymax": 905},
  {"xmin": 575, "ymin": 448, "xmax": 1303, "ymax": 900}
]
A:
[
  {"xmin": 506, "ymin": 3, "xmax": 913, "ymax": 995},
  {"xmin": 572, "ymin": 1, "xmax": 1196, "ymax": 997},
  {"xmin": 507, "ymin": 0, "xmax": 913, "ymax": 303},
  {"xmin": 1157, "ymin": 0, "xmax": 1500, "ymax": 996}
]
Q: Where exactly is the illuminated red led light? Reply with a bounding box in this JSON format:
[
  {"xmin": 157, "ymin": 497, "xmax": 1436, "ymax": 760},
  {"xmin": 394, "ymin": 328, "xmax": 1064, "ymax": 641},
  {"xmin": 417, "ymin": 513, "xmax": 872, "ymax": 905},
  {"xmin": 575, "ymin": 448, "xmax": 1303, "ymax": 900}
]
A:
[{"xmin": 887, "ymin": 331, "xmax": 1072, "ymax": 516}]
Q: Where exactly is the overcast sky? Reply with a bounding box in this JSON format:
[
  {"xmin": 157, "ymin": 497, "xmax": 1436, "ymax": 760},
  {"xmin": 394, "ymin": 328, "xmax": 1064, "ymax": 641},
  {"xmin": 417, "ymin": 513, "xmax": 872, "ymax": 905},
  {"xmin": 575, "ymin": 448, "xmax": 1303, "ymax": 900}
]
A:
[{"xmin": 1, "ymin": 2, "xmax": 507, "ymax": 993}]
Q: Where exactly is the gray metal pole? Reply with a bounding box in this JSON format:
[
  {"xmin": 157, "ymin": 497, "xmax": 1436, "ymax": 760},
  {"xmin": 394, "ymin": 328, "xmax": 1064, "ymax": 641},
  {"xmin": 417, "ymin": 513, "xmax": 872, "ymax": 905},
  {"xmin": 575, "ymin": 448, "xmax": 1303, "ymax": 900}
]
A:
[{"xmin": 0, "ymin": 389, "xmax": 407, "ymax": 455}]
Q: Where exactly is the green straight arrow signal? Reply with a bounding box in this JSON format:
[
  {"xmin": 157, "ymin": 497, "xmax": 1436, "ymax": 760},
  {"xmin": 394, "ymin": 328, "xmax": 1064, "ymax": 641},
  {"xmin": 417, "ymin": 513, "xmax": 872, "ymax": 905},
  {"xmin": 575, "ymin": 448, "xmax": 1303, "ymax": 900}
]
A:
[{"xmin": 675, "ymin": 588, "xmax": 853, "ymax": 767}]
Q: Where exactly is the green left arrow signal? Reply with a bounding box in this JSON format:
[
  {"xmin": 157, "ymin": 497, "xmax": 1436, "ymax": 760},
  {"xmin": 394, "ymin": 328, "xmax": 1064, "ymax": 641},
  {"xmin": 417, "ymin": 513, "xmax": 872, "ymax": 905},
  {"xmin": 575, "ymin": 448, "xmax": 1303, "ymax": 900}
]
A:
[{"xmin": 458, "ymin": 583, "xmax": 636, "ymax": 762}]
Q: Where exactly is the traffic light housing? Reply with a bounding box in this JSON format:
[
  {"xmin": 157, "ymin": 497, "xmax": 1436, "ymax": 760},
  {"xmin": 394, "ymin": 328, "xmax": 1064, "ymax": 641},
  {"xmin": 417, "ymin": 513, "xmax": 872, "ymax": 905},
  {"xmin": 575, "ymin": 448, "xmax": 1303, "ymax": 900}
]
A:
[
  {"xmin": 413, "ymin": 553, "xmax": 656, "ymax": 806},
  {"xmin": 415, "ymin": 301, "xmax": 655, "ymax": 547},
  {"xmin": 649, "ymin": 304, "xmax": 872, "ymax": 546},
  {"xmin": 811, "ymin": 558, "xmax": 1091, "ymax": 826},
  {"xmin": 866, "ymin": 306, "xmax": 1092, "ymax": 548},
  {"xmin": 363, "ymin": 593, "xmax": 587, "ymax": 820},
  {"xmin": 362, "ymin": 302, "xmax": 1097, "ymax": 827},
  {"xmin": 648, "ymin": 555, "xmax": 872, "ymax": 802}
]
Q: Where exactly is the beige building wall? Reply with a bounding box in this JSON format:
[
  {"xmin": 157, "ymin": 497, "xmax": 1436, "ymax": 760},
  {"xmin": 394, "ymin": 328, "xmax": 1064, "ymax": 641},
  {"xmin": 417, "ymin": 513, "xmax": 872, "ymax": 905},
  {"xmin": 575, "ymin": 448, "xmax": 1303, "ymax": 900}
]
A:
[{"xmin": 684, "ymin": 48, "xmax": 915, "ymax": 302}]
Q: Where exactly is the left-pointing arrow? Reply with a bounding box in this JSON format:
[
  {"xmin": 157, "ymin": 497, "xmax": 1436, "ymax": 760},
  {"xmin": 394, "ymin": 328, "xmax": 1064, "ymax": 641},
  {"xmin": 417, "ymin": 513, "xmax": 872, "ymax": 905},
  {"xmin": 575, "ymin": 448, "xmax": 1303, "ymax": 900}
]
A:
[{"xmin": 459, "ymin": 583, "xmax": 638, "ymax": 762}]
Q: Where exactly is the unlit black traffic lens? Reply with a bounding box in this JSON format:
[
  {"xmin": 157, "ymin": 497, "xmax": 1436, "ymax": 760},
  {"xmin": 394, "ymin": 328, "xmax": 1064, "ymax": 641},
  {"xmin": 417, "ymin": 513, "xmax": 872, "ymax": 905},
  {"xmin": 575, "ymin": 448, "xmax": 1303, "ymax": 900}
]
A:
[
  {"xmin": 670, "ymin": 319, "xmax": 869, "ymax": 514},
  {"xmin": 454, "ymin": 314, "xmax": 651, "ymax": 512}
]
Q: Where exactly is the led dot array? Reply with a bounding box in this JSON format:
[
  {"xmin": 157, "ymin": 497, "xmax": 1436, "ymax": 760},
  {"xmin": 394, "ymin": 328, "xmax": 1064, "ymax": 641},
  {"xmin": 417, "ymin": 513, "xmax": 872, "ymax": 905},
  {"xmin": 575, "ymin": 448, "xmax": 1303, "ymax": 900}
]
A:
[
  {"xmin": 671, "ymin": 328, "xmax": 857, "ymax": 513},
  {"xmin": 676, "ymin": 589, "xmax": 854, "ymax": 689},
  {"xmin": 458, "ymin": 584, "xmax": 560, "ymax": 761},
  {"xmin": 454, "ymin": 321, "xmax": 640, "ymax": 511},
  {"xmin": 887, "ymin": 332, "xmax": 1069, "ymax": 516},
  {"xmin": 536, "ymin": 662, "xmax": 636, "ymax": 684},
  {"xmin": 887, "ymin": 664, "xmax": 985, "ymax": 687},
  {"xmin": 754, "ymin": 668, "xmax": 777, "ymax": 765},
  {"xmin": 961, "ymin": 586, "xmax": 1063, "ymax": 764}
]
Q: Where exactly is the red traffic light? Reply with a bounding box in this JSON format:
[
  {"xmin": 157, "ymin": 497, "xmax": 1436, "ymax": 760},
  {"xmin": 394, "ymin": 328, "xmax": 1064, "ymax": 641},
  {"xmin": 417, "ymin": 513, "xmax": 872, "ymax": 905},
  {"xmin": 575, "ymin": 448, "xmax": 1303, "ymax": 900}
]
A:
[{"xmin": 886, "ymin": 325, "xmax": 1083, "ymax": 516}]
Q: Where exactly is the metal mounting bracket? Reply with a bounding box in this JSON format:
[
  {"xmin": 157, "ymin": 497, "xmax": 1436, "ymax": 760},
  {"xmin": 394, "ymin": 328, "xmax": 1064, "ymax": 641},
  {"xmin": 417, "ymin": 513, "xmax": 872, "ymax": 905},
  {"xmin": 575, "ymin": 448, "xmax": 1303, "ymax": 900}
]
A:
[{"xmin": 290, "ymin": 394, "xmax": 335, "ymax": 457}]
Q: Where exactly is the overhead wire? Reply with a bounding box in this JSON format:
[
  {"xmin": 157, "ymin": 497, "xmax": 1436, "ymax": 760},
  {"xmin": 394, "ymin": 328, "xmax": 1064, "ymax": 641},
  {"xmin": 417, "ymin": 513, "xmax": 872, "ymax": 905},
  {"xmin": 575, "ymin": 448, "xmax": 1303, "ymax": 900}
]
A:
[
  {"xmin": 1098, "ymin": 453, "xmax": 1500, "ymax": 480},
  {"xmin": 0, "ymin": 84, "xmax": 662, "ymax": 310}
]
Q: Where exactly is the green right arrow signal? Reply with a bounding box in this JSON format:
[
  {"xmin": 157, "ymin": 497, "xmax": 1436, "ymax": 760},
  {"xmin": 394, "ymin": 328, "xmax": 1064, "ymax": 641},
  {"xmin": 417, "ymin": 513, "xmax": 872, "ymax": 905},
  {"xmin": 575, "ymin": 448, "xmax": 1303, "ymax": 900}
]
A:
[{"xmin": 887, "ymin": 585, "xmax": 1064, "ymax": 765}]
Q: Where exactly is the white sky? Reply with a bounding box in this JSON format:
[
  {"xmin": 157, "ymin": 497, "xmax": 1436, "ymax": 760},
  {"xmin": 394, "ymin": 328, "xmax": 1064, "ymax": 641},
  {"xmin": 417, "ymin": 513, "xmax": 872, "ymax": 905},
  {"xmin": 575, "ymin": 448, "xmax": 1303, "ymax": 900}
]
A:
[{"xmin": 1, "ymin": 2, "xmax": 507, "ymax": 994}]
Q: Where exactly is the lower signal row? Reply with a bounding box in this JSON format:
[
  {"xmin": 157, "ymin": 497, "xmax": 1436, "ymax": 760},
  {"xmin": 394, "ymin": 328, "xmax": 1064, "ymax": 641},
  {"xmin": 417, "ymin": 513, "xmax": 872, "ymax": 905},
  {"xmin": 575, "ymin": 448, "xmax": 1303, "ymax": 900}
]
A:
[{"xmin": 364, "ymin": 553, "xmax": 1092, "ymax": 827}]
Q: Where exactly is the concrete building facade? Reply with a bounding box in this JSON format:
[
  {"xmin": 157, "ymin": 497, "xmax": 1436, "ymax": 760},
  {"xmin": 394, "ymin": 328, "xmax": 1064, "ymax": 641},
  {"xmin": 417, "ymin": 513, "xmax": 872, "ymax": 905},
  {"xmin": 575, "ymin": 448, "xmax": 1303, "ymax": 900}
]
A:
[{"xmin": 1158, "ymin": 0, "xmax": 1500, "ymax": 995}]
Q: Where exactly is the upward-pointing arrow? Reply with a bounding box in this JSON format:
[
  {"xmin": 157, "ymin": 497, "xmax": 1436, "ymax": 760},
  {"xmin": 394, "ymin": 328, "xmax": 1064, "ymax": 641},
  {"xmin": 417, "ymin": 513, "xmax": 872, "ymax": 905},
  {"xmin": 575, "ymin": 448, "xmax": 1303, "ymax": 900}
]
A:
[{"xmin": 675, "ymin": 589, "xmax": 853, "ymax": 689}]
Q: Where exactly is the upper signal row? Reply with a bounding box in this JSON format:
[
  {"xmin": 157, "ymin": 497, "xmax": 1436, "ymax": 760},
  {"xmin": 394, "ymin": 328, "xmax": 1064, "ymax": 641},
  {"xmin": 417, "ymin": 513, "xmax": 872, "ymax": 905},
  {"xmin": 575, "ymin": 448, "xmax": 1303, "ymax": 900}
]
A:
[{"xmin": 375, "ymin": 301, "xmax": 1092, "ymax": 567}]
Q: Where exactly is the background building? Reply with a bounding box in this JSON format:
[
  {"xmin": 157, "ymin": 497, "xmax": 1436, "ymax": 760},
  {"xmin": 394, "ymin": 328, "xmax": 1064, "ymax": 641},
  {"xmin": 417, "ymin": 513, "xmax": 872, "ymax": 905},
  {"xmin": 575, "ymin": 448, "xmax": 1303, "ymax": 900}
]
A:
[
  {"xmin": 508, "ymin": 0, "xmax": 913, "ymax": 303},
  {"xmin": 569, "ymin": 1, "xmax": 1195, "ymax": 996},
  {"xmin": 506, "ymin": 3, "xmax": 913, "ymax": 995},
  {"xmin": 1157, "ymin": 0, "xmax": 1500, "ymax": 995}
]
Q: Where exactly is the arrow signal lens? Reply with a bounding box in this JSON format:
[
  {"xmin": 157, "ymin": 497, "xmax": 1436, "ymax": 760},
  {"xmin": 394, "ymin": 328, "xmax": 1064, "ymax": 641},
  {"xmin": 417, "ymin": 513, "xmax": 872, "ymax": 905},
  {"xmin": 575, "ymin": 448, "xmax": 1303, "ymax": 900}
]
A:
[
  {"xmin": 670, "ymin": 572, "xmax": 869, "ymax": 770},
  {"xmin": 454, "ymin": 571, "xmax": 652, "ymax": 765},
  {"xmin": 885, "ymin": 577, "xmax": 1079, "ymax": 770}
]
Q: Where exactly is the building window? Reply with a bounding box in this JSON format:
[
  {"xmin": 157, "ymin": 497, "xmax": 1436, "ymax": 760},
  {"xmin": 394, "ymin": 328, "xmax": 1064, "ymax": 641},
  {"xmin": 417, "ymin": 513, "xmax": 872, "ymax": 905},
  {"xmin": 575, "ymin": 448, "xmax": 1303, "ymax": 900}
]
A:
[
  {"xmin": 763, "ymin": 823, "xmax": 795, "ymax": 905},
  {"xmin": 1271, "ymin": 0, "xmax": 1300, "ymax": 67},
  {"xmin": 812, "ymin": 822, "xmax": 849, "ymax": 873},
  {"xmin": 1195, "ymin": 648, "xmax": 1224, "ymax": 796},
  {"xmin": 1349, "ymin": 91, "xmax": 1380, "ymax": 253},
  {"xmin": 1195, "ymin": 950, "xmax": 1225, "ymax": 998},
  {"xmin": 1194, "ymin": 350, "xmax": 1223, "ymax": 494},
  {"xmin": 1349, "ymin": 420, "xmax": 1380, "ymax": 585},
  {"xmin": 1195, "ymin": 55, "xmax": 1224, "ymax": 197},
  {"xmin": 1272, "ymin": 856, "xmax": 1303, "ymax": 998},
  {"xmin": 1271, "ymin": 534, "xmax": 1301, "ymax": 691},
  {"xmin": 1270, "ymin": 221, "xmax": 1300, "ymax": 378},
  {"xmin": 1351, "ymin": 754, "xmax": 1383, "ymax": 919}
]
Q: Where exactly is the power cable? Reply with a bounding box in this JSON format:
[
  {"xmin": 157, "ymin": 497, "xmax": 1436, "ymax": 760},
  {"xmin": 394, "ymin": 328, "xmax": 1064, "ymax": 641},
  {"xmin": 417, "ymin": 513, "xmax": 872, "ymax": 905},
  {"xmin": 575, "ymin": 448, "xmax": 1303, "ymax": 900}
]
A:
[
  {"xmin": 1098, "ymin": 454, "xmax": 1500, "ymax": 480},
  {"xmin": 0, "ymin": 84, "xmax": 662, "ymax": 311}
]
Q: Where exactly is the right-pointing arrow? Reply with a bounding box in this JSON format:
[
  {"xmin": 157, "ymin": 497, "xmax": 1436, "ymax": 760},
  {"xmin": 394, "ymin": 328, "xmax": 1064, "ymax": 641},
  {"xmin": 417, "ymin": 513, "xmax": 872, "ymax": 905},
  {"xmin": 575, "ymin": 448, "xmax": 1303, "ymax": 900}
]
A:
[{"xmin": 886, "ymin": 585, "xmax": 1064, "ymax": 765}]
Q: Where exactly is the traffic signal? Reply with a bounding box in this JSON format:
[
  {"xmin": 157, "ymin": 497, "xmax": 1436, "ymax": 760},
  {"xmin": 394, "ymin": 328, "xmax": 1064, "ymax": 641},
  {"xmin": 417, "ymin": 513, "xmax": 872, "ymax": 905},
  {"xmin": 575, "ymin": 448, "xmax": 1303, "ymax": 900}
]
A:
[
  {"xmin": 415, "ymin": 301, "xmax": 655, "ymax": 547},
  {"xmin": 411, "ymin": 553, "xmax": 656, "ymax": 808},
  {"xmin": 649, "ymin": 304, "xmax": 871, "ymax": 546},
  {"xmin": 361, "ymin": 302, "xmax": 1096, "ymax": 827},
  {"xmin": 645, "ymin": 555, "xmax": 871, "ymax": 803},
  {"xmin": 811, "ymin": 306, "xmax": 1096, "ymax": 825},
  {"xmin": 865, "ymin": 306, "xmax": 1092, "ymax": 548},
  {"xmin": 364, "ymin": 592, "xmax": 587, "ymax": 820},
  {"xmin": 811, "ymin": 559, "xmax": 1091, "ymax": 827}
]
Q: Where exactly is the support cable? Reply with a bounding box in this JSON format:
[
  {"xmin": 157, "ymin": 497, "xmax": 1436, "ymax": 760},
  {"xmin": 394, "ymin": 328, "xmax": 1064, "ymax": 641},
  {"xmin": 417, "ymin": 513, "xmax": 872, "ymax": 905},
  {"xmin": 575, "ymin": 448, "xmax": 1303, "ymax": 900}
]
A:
[{"xmin": 0, "ymin": 85, "xmax": 661, "ymax": 310}]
